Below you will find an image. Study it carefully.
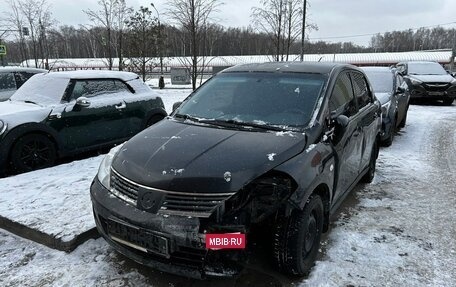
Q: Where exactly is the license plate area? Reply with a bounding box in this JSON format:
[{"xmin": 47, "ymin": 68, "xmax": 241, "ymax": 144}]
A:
[
  {"xmin": 428, "ymin": 91, "xmax": 445, "ymax": 96},
  {"xmin": 106, "ymin": 218, "xmax": 169, "ymax": 257}
]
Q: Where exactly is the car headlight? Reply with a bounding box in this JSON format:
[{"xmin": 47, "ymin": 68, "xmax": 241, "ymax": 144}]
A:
[
  {"xmin": 451, "ymin": 78, "xmax": 456, "ymax": 84},
  {"xmin": 97, "ymin": 143, "xmax": 125, "ymax": 189},
  {"xmin": 381, "ymin": 101, "xmax": 391, "ymax": 117},
  {"xmin": 410, "ymin": 78, "xmax": 422, "ymax": 85},
  {"xmin": 0, "ymin": 120, "xmax": 6, "ymax": 135}
]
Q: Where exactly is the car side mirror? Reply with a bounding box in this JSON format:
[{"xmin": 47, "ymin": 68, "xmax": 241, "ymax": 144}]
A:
[
  {"xmin": 396, "ymin": 86, "xmax": 406, "ymax": 94},
  {"xmin": 328, "ymin": 113, "xmax": 349, "ymax": 142},
  {"xmin": 335, "ymin": 114, "xmax": 349, "ymax": 129},
  {"xmin": 75, "ymin": 97, "xmax": 91, "ymax": 108},
  {"xmin": 172, "ymin": 101, "xmax": 182, "ymax": 112}
]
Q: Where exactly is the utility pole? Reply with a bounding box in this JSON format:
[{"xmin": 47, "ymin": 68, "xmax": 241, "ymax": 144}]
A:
[{"xmin": 300, "ymin": 0, "xmax": 307, "ymax": 61}]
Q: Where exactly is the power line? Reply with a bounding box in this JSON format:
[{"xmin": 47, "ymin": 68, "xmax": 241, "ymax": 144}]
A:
[{"xmin": 309, "ymin": 21, "xmax": 456, "ymax": 41}]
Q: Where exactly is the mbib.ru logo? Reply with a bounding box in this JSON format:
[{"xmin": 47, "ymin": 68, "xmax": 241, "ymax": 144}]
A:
[{"xmin": 205, "ymin": 233, "xmax": 246, "ymax": 249}]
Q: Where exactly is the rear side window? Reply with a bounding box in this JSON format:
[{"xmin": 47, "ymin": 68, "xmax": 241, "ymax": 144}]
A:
[
  {"xmin": 351, "ymin": 71, "xmax": 372, "ymax": 109},
  {"xmin": 15, "ymin": 72, "xmax": 38, "ymax": 89},
  {"xmin": 0, "ymin": 72, "xmax": 17, "ymax": 91},
  {"xmin": 329, "ymin": 72, "xmax": 357, "ymax": 117},
  {"xmin": 69, "ymin": 79, "xmax": 130, "ymax": 100}
]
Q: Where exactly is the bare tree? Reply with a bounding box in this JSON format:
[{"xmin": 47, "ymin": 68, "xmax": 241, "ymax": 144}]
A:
[
  {"xmin": 252, "ymin": 0, "xmax": 317, "ymax": 61},
  {"xmin": 19, "ymin": 0, "xmax": 53, "ymax": 68},
  {"xmin": 125, "ymin": 5, "xmax": 159, "ymax": 81},
  {"xmin": 166, "ymin": 0, "xmax": 222, "ymax": 90},
  {"xmin": 84, "ymin": 0, "xmax": 118, "ymax": 69},
  {"xmin": 4, "ymin": 0, "xmax": 29, "ymax": 64},
  {"xmin": 114, "ymin": 0, "xmax": 132, "ymax": 71}
]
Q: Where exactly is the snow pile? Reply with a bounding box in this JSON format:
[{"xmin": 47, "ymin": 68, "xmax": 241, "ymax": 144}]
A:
[{"xmin": 0, "ymin": 156, "xmax": 104, "ymax": 243}]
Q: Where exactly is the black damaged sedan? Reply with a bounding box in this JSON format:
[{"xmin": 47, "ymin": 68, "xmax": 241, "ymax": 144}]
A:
[{"xmin": 91, "ymin": 62, "xmax": 381, "ymax": 278}]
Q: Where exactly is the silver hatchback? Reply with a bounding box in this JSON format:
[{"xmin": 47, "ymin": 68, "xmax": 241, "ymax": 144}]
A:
[{"xmin": 0, "ymin": 67, "xmax": 47, "ymax": 101}]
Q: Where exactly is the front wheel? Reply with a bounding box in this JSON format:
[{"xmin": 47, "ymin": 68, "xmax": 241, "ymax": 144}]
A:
[
  {"xmin": 381, "ymin": 116, "xmax": 396, "ymax": 147},
  {"xmin": 443, "ymin": 98, "xmax": 454, "ymax": 106},
  {"xmin": 273, "ymin": 195, "xmax": 324, "ymax": 276},
  {"xmin": 10, "ymin": 134, "xmax": 57, "ymax": 173},
  {"xmin": 361, "ymin": 141, "xmax": 378, "ymax": 183},
  {"xmin": 398, "ymin": 105, "xmax": 409, "ymax": 129}
]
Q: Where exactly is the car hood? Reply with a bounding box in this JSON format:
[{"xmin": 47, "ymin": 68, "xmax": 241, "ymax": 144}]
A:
[
  {"xmin": 112, "ymin": 119, "xmax": 306, "ymax": 193},
  {"xmin": 0, "ymin": 100, "xmax": 45, "ymax": 116},
  {"xmin": 375, "ymin": 92, "xmax": 391, "ymax": 105},
  {"xmin": 0, "ymin": 101, "xmax": 52, "ymax": 127},
  {"xmin": 409, "ymin": 74, "xmax": 454, "ymax": 83}
]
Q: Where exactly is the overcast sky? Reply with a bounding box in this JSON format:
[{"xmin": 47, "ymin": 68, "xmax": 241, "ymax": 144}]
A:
[{"xmin": 3, "ymin": 0, "xmax": 456, "ymax": 47}]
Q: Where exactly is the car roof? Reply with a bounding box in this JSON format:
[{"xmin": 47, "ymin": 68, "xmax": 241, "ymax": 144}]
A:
[
  {"xmin": 0, "ymin": 66, "xmax": 47, "ymax": 73},
  {"xmin": 220, "ymin": 62, "xmax": 356, "ymax": 74},
  {"xmin": 45, "ymin": 70, "xmax": 139, "ymax": 81},
  {"xmin": 398, "ymin": 61, "xmax": 439, "ymax": 65},
  {"xmin": 361, "ymin": 66, "xmax": 396, "ymax": 73}
]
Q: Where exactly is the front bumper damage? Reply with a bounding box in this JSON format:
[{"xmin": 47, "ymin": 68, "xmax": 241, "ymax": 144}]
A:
[{"xmin": 90, "ymin": 178, "xmax": 247, "ymax": 279}]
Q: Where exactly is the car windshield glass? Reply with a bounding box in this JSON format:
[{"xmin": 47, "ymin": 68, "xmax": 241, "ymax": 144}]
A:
[
  {"xmin": 363, "ymin": 70, "xmax": 394, "ymax": 94},
  {"xmin": 10, "ymin": 73, "xmax": 69, "ymax": 106},
  {"xmin": 175, "ymin": 72, "xmax": 327, "ymax": 129},
  {"xmin": 408, "ymin": 62, "xmax": 446, "ymax": 75}
]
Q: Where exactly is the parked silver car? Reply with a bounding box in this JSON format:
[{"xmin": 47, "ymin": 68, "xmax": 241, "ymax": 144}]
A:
[{"xmin": 0, "ymin": 67, "xmax": 47, "ymax": 101}]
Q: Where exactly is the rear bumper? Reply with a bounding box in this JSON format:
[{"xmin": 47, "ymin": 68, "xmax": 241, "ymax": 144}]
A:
[{"xmin": 90, "ymin": 178, "xmax": 245, "ymax": 279}]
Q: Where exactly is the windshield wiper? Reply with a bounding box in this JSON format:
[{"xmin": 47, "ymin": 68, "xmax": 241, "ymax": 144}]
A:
[
  {"xmin": 24, "ymin": 100, "xmax": 39, "ymax": 105},
  {"xmin": 200, "ymin": 119, "xmax": 286, "ymax": 131},
  {"xmin": 174, "ymin": 113, "xmax": 202, "ymax": 122}
]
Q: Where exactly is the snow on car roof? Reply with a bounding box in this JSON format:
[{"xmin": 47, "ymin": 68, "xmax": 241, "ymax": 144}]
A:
[
  {"xmin": 0, "ymin": 66, "xmax": 48, "ymax": 73},
  {"xmin": 47, "ymin": 70, "xmax": 139, "ymax": 81}
]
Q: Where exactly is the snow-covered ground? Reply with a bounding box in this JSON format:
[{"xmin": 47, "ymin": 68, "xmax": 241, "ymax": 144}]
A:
[{"xmin": 0, "ymin": 98, "xmax": 455, "ymax": 286}]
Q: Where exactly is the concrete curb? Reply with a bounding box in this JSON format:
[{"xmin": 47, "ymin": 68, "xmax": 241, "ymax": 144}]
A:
[{"xmin": 0, "ymin": 215, "xmax": 100, "ymax": 252}]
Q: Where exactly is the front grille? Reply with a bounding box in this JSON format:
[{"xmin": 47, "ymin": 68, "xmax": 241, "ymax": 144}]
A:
[
  {"xmin": 109, "ymin": 168, "xmax": 235, "ymax": 218},
  {"xmin": 161, "ymin": 192, "xmax": 234, "ymax": 218},
  {"xmin": 423, "ymin": 82, "xmax": 450, "ymax": 92},
  {"xmin": 110, "ymin": 169, "xmax": 139, "ymax": 205}
]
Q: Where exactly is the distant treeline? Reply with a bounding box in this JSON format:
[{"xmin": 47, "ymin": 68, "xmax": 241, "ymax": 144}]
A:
[{"xmin": 3, "ymin": 25, "xmax": 456, "ymax": 64}]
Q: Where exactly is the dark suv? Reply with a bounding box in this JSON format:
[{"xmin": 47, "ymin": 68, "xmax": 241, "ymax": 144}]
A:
[
  {"xmin": 396, "ymin": 61, "xmax": 456, "ymax": 105},
  {"xmin": 91, "ymin": 63, "xmax": 381, "ymax": 278}
]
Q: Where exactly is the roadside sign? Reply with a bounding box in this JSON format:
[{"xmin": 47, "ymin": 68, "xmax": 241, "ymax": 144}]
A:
[{"xmin": 0, "ymin": 45, "xmax": 6, "ymax": 56}]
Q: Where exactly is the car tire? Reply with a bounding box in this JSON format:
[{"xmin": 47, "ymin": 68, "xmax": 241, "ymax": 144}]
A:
[
  {"xmin": 273, "ymin": 195, "xmax": 324, "ymax": 276},
  {"xmin": 146, "ymin": 114, "xmax": 165, "ymax": 128},
  {"xmin": 361, "ymin": 141, "xmax": 378, "ymax": 183},
  {"xmin": 381, "ymin": 116, "xmax": 396, "ymax": 147},
  {"xmin": 10, "ymin": 134, "xmax": 57, "ymax": 173},
  {"xmin": 443, "ymin": 98, "xmax": 454, "ymax": 106},
  {"xmin": 398, "ymin": 105, "xmax": 409, "ymax": 129}
]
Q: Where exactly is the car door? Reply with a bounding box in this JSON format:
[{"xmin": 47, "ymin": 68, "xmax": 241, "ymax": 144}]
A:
[
  {"xmin": 109, "ymin": 79, "xmax": 145, "ymax": 137},
  {"xmin": 350, "ymin": 71, "xmax": 379, "ymax": 173},
  {"xmin": 330, "ymin": 71, "xmax": 364, "ymax": 200},
  {"xmin": 59, "ymin": 79, "xmax": 130, "ymax": 150}
]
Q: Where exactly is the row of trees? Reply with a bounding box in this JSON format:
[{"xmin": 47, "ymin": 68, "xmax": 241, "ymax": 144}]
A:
[
  {"xmin": 3, "ymin": 0, "xmax": 456, "ymax": 89},
  {"xmin": 2, "ymin": 0, "xmax": 320, "ymax": 89}
]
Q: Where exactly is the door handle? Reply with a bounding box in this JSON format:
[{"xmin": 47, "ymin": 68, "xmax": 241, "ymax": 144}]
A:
[
  {"xmin": 48, "ymin": 113, "xmax": 62, "ymax": 120},
  {"xmin": 115, "ymin": 102, "xmax": 126, "ymax": 110}
]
